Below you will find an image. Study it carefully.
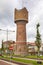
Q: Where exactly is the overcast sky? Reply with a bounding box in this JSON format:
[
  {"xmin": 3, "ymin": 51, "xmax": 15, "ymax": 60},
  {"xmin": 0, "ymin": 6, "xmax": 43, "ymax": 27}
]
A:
[{"xmin": 0, "ymin": 0, "xmax": 43, "ymax": 47}]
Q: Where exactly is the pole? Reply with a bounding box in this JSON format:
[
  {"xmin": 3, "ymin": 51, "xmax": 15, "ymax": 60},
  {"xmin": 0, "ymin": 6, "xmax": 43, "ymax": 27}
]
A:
[
  {"xmin": 0, "ymin": 29, "xmax": 15, "ymax": 41},
  {"xmin": 7, "ymin": 29, "xmax": 8, "ymax": 41}
]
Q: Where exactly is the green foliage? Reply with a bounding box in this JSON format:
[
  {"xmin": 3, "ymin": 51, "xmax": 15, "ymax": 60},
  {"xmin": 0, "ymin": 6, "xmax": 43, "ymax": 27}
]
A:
[
  {"xmin": 1, "ymin": 40, "xmax": 4, "ymax": 51},
  {"xmin": 25, "ymin": 55, "xmax": 43, "ymax": 59},
  {"xmin": 35, "ymin": 23, "xmax": 41, "ymax": 55},
  {"xmin": 1, "ymin": 40, "xmax": 5, "ymax": 55},
  {"xmin": 0, "ymin": 56, "xmax": 43, "ymax": 65}
]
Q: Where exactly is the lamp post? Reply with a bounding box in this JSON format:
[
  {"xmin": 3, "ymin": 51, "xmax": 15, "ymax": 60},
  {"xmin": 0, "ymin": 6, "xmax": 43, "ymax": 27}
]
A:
[
  {"xmin": 6, "ymin": 29, "xmax": 15, "ymax": 41},
  {"xmin": 0, "ymin": 29, "xmax": 15, "ymax": 57},
  {"xmin": 0, "ymin": 29, "xmax": 15, "ymax": 41}
]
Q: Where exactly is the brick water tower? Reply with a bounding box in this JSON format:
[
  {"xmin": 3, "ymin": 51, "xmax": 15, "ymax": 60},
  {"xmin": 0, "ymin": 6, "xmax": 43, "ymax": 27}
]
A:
[{"xmin": 14, "ymin": 7, "xmax": 28, "ymax": 56}]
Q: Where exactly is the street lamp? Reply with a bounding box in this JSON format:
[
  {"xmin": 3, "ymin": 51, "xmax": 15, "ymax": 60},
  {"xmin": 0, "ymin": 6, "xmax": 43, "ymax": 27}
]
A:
[
  {"xmin": 0, "ymin": 29, "xmax": 15, "ymax": 41},
  {"xmin": 6, "ymin": 29, "xmax": 15, "ymax": 41}
]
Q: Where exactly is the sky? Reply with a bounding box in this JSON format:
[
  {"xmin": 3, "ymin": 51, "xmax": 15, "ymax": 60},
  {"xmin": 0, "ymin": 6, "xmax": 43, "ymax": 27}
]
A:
[{"xmin": 0, "ymin": 0, "xmax": 43, "ymax": 47}]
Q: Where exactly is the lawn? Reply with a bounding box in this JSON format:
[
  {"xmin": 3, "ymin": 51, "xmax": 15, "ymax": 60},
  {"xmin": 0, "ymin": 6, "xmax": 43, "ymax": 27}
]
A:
[
  {"xmin": 25, "ymin": 55, "xmax": 43, "ymax": 59},
  {"xmin": 0, "ymin": 56, "xmax": 43, "ymax": 65},
  {"xmin": 2, "ymin": 54, "xmax": 43, "ymax": 60},
  {"xmin": 13, "ymin": 54, "xmax": 43, "ymax": 60},
  {"xmin": 12, "ymin": 58, "xmax": 43, "ymax": 65}
]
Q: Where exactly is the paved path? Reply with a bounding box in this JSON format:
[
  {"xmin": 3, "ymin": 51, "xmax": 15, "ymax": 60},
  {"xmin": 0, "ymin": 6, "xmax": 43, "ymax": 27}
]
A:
[{"xmin": 0, "ymin": 60, "xmax": 18, "ymax": 65}]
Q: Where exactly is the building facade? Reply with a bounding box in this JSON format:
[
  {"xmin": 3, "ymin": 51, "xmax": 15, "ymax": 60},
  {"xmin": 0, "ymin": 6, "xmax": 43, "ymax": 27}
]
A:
[
  {"xmin": 2, "ymin": 40, "xmax": 15, "ymax": 54},
  {"xmin": 27, "ymin": 42, "xmax": 43, "ymax": 55}
]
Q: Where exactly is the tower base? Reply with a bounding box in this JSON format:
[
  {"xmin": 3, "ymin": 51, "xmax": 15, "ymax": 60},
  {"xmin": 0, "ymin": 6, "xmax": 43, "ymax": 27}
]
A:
[{"xmin": 14, "ymin": 42, "xmax": 28, "ymax": 56}]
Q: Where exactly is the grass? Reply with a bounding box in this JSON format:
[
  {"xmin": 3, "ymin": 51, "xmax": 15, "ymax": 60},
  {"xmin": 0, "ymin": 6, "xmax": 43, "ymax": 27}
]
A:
[
  {"xmin": 2, "ymin": 54, "xmax": 43, "ymax": 59},
  {"xmin": 24, "ymin": 55, "xmax": 43, "ymax": 59},
  {"xmin": 0, "ymin": 56, "xmax": 43, "ymax": 65},
  {"xmin": 13, "ymin": 54, "xmax": 43, "ymax": 60},
  {"xmin": 12, "ymin": 58, "xmax": 43, "ymax": 65}
]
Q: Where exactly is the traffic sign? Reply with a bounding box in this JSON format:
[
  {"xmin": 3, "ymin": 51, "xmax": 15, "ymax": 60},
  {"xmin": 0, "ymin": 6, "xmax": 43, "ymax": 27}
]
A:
[{"xmin": 9, "ymin": 46, "xmax": 13, "ymax": 50}]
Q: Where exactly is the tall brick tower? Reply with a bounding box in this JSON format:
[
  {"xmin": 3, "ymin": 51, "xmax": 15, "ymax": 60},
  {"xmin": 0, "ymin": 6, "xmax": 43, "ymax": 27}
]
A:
[{"xmin": 14, "ymin": 7, "xmax": 28, "ymax": 56}]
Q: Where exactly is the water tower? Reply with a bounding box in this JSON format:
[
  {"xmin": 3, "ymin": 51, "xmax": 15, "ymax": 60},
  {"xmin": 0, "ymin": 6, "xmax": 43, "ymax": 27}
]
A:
[{"xmin": 14, "ymin": 7, "xmax": 28, "ymax": 56}]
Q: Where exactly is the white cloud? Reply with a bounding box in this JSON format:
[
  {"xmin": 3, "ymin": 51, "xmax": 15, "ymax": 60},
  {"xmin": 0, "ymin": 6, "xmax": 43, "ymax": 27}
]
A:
[{"xmin": 0, "ymin": 0, "xmax": 43, "ymax": 48}]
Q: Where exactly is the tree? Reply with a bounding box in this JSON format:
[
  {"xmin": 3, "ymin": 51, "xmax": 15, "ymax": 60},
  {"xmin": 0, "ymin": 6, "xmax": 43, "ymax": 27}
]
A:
[
  {"xmin": 1, "ymin": 40, "xmax": 4, "ymax": 55},
  {"xmin": 35, "ymin": 23, "xmax": 41, "ymax": 56}
]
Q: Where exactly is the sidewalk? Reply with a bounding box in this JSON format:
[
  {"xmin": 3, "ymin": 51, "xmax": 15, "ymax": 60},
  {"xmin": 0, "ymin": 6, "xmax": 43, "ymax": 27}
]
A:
[{"xmin": 0, "ymin": 60, "xmax": 18, "ymax": 65}]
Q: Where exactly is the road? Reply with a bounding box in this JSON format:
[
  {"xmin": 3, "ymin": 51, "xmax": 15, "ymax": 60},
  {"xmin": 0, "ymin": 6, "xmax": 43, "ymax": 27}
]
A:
[{"xmin": 0, "ymin": 60, "xmax": 18, "ymax": 65}]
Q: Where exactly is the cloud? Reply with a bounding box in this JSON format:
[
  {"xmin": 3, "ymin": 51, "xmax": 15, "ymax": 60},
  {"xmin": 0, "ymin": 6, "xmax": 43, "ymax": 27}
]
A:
[
  {"xmin": 26, "ymin": 0, "xmax": 43, "ymax": 42},
  {"xmin": 0, "ymin": 0, "xmax": 43, "ymax": 47}
]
